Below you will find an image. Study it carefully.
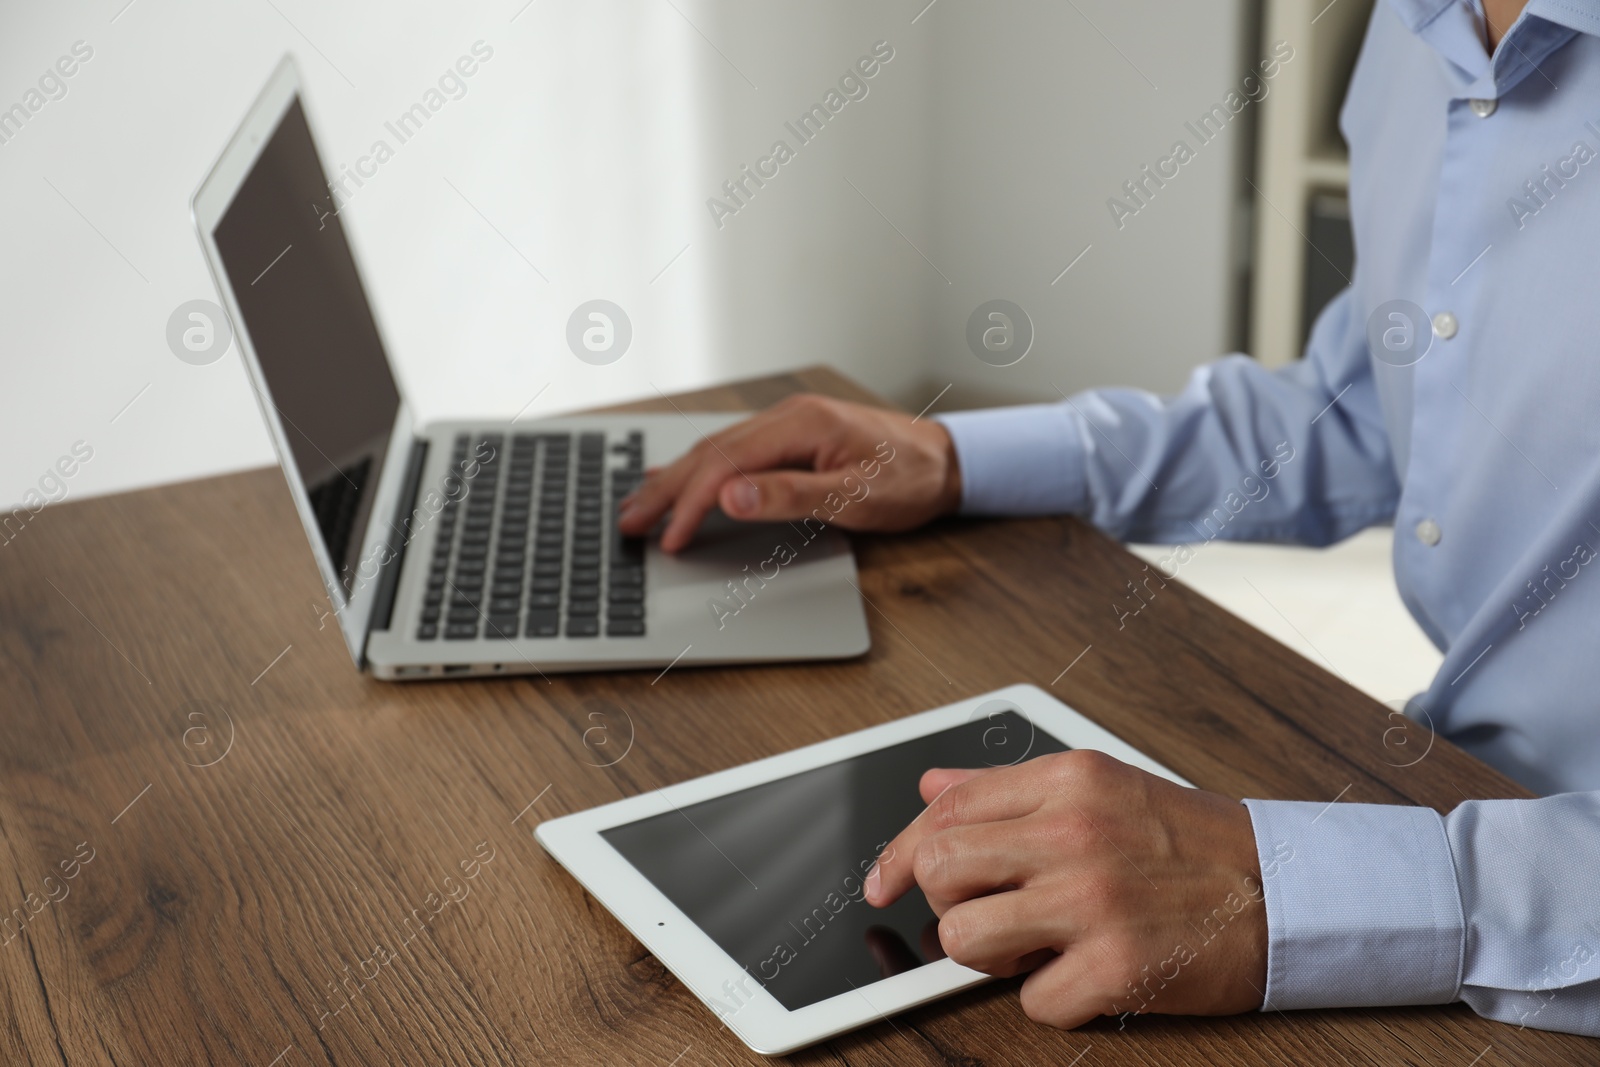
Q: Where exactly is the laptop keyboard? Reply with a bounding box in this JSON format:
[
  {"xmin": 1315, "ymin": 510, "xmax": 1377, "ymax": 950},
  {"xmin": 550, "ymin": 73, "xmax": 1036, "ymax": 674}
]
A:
[{"xmin": 416, "ymin": 431, "xmax": 646, "ymax": 641}]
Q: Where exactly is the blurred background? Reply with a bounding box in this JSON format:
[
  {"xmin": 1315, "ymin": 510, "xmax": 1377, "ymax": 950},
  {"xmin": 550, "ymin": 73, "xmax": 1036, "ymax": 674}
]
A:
[{"xmin": 1, "ymin": 0, "xmax": 1442, "ymax": 699}]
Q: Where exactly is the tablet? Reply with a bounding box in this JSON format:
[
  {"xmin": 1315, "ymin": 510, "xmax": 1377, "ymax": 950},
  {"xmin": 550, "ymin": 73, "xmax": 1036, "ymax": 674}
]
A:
[{"xmin": 534, "ymin": 683, "xmax": 1192, "ymax": 1055}]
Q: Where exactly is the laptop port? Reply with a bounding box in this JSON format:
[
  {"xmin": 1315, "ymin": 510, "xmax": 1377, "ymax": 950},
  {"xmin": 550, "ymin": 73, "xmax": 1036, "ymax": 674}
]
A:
[{"xmin": 443, "ymin": 664, "xmax": 472, "ymax": 675}]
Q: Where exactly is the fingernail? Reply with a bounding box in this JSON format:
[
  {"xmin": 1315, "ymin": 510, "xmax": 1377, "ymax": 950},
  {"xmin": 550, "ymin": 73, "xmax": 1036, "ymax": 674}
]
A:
[
  {"xmin": 864, "ymin": 862, "xmax": 880, "ymax": 903},
  {"xmin": 729, "ymin": 482, "xmax": 758, "ymax": 515}
]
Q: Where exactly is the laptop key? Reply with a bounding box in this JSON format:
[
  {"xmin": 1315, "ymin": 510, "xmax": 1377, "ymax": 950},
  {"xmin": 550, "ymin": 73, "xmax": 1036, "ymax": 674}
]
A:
[
  {"xmin": 566, "ymin": 617, "xmax": 600, "ymax": 638},
  {"xmin": 485, "ymin": 616, "xmax": 519, "ymax": 638},
  {"xmin": 417, "ymin": 623, "xmax": 439, "ymax": 640},
  {"xmin": 609, "ymin": 587, "xmax": 644, "ymax": 603},
  {"xmin": 608, "ymin": 602, "xmax": 644, "ymax": 619},
  {"xmin": 606, "ymin": 619, "xmax": 646, "ymax": 637},
  {"xmin": 445, "ymin": 623, "xmax": 479, "ymax": 640},
  {"xmin": 567, "ymin": 600, "xmax": 599, "ymax": 617},
  {"xmin": 525, "ymin": 611, "xmax": 559, "ymax": 637},
  {"xmin": 530, "ymin": 592, "xmax": 560, "ymax": 609}
]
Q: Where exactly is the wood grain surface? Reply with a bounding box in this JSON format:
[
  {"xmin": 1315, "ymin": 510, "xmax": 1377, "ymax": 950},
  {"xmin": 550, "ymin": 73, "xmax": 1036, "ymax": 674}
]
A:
[{"xmin": 0, "ymin": 366, "xmax": 1585, "ymax": 1066}]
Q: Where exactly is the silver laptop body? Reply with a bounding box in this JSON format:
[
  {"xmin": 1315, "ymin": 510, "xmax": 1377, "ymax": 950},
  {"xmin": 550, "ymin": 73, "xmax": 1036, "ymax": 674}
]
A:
[{"xmin": 191, "ymin": 58, "xmax": 870, "ymax": 679}]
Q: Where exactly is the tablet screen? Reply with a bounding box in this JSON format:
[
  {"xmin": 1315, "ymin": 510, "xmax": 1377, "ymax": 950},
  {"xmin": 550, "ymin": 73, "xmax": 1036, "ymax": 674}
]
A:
[{"xmin": 601, "ymin": 711, "xmax": 1068, "ymax": 1011}]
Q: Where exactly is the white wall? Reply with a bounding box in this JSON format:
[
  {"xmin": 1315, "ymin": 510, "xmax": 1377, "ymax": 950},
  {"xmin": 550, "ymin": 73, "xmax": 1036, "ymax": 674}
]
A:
[
  {"xmin": 923, "ymin": 0, "xmax": 1256, "ymax": 406},
  {"xmin": 693, "ymin": 4, "xmax": 937, "ymax": 406},
  {"xmin": 0, "ymin": 0, "xmax": 1253, "ymax": 509}
]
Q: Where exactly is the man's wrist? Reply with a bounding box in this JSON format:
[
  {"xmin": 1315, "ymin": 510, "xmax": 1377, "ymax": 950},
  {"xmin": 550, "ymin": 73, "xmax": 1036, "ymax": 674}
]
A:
[{"xmin": 933, "ymin": 422, "xmax": 963, "ymax": 516}]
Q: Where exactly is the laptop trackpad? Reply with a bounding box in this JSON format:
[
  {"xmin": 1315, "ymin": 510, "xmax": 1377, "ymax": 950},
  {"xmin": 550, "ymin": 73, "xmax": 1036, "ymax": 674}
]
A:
[
  {"xmin": 650, "ymin": 512, "xmax": 847, "ymax": 587},
  {"xmin": 645, "ymin": 510, "xmax": 857, "ymax": 650}
]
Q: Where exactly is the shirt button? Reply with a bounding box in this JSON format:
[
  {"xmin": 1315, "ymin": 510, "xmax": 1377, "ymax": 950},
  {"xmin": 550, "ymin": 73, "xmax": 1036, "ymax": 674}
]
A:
[
  {"xmin": 1415, "ymin": 518, "xmax": 1442, "ymax": 547},
  {"xmin": 1432, "ymin": 311, "xmax": 1459, "ymax": 339},
  {"xmin": 1468, "ymin": 98, "xmax": 1497, "ymax": 118}
]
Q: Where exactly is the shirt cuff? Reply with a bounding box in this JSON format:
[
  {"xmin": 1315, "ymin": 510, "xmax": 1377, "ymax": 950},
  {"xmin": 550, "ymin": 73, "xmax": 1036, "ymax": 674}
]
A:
[
  {"xmin": 1242, "ymin": 799, "xmax": 1466, "ymax": 1010},
  {"xmin": 934, "ymin": 403, "xmax": 1088, "ymax": 516}
]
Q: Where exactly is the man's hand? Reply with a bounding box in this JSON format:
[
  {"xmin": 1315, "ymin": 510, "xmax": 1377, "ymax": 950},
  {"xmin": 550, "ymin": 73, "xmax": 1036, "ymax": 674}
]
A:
[
  {"xmin": 616, "ymin": 394, "xmax": 962, "ymax": 553},
  {"xmin": 865, "ymin": 751, "xmax": 1268, "ymax": 1029}
]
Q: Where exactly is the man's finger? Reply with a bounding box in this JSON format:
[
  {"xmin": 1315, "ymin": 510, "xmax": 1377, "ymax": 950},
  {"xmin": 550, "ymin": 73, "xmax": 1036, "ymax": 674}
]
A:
[
  {"xmin": 616, "ymin": 453, "xmax": 699, "ymax": 536},
  {"xmin": 617, "ymin": 420, "xmax": 760, "ymax": 539},
  {"xmin": 919, "ymin": 767, "xmax": 990, "ymax": 805},
  {"xmin": 1017, "ymin": 948, "xmax": 1115, "ymax": 1030},
  {"xmin": 718, "ymin": 469, "xmax": 867, "ymax": 524},
  {"xmin": 620, "ymin": 404, "xmax": 835, "ymax": 548},
  {"xmin": 866, "ymin": 766, "xmax": 1041, "ymax": 908},
  {"xmin": 657, "ymin": 462, "xmax": 744, "ymax": 553},
  {"xmin": 938, "ymin": 889, "xmax": 1077, "ymax": 976},
  {"xmin": 909, "ymin": 821, "xmax": 1036, "ymax": 910}
]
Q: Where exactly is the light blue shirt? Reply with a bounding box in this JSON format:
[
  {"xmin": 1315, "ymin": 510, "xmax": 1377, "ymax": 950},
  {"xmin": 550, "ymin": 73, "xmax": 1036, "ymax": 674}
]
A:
[{"xmin": 937, "ymin": 0, "xmax": 1600, "ymax": 1036}]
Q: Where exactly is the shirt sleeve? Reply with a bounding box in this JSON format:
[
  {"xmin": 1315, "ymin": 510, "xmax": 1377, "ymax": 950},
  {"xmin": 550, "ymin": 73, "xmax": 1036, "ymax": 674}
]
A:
[
  {"xmin": 1243, "ymin": 793, "xmax": 1600, "ymax": 1036},
  {"xmin": 934, "ymin": 286, "xmax": 1401, "ymax": 546}
]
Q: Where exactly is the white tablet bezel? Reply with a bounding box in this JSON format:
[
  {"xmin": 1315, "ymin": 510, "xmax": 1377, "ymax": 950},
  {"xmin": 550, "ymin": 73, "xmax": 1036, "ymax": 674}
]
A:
[{"xmin": 535, "ymin": 683, "xmax": 1193, "ymax": 1055}]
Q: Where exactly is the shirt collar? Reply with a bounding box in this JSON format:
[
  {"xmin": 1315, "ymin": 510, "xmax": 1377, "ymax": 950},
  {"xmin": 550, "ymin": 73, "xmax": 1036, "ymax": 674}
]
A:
[
  {"xmin": 1387, "ymin": 0, "xmax": 1600, "ymax": 34},
  {"xmin": 1386, "ymin": 0, "xmax": 1587, "ymax": 95},
  {"xmin": 1385, "ymin": 0, "xmax": 1463, "ymax": 33},
  {"xmin": 1525, "ymin": 0, "xmax": 1600, "ymax": 37}
]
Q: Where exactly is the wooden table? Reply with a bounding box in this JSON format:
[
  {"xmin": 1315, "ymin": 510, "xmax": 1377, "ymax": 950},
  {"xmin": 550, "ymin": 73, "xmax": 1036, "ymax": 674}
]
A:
[{"xmin": 0, "ymin": 366, "xmax": 1585, "ymax": 1066}]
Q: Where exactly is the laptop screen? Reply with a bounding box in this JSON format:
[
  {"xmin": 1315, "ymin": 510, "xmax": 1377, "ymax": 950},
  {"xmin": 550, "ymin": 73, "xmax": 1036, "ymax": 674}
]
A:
[{"xmin": 212, "ymin": 96, "xmax": 401, "ymax": 596}]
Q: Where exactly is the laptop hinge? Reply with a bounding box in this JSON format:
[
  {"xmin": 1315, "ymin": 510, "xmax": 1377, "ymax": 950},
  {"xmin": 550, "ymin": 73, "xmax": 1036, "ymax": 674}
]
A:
[{"xmin": 367, "ymin": 437, "xmax": 429, "ymax": 641}]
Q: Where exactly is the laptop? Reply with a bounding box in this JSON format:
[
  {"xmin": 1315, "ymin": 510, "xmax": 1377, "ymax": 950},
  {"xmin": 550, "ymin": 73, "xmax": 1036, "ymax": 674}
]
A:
[{"xmin": 190, "ymin": 58, "xmax": 870, "ymax": 679}]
